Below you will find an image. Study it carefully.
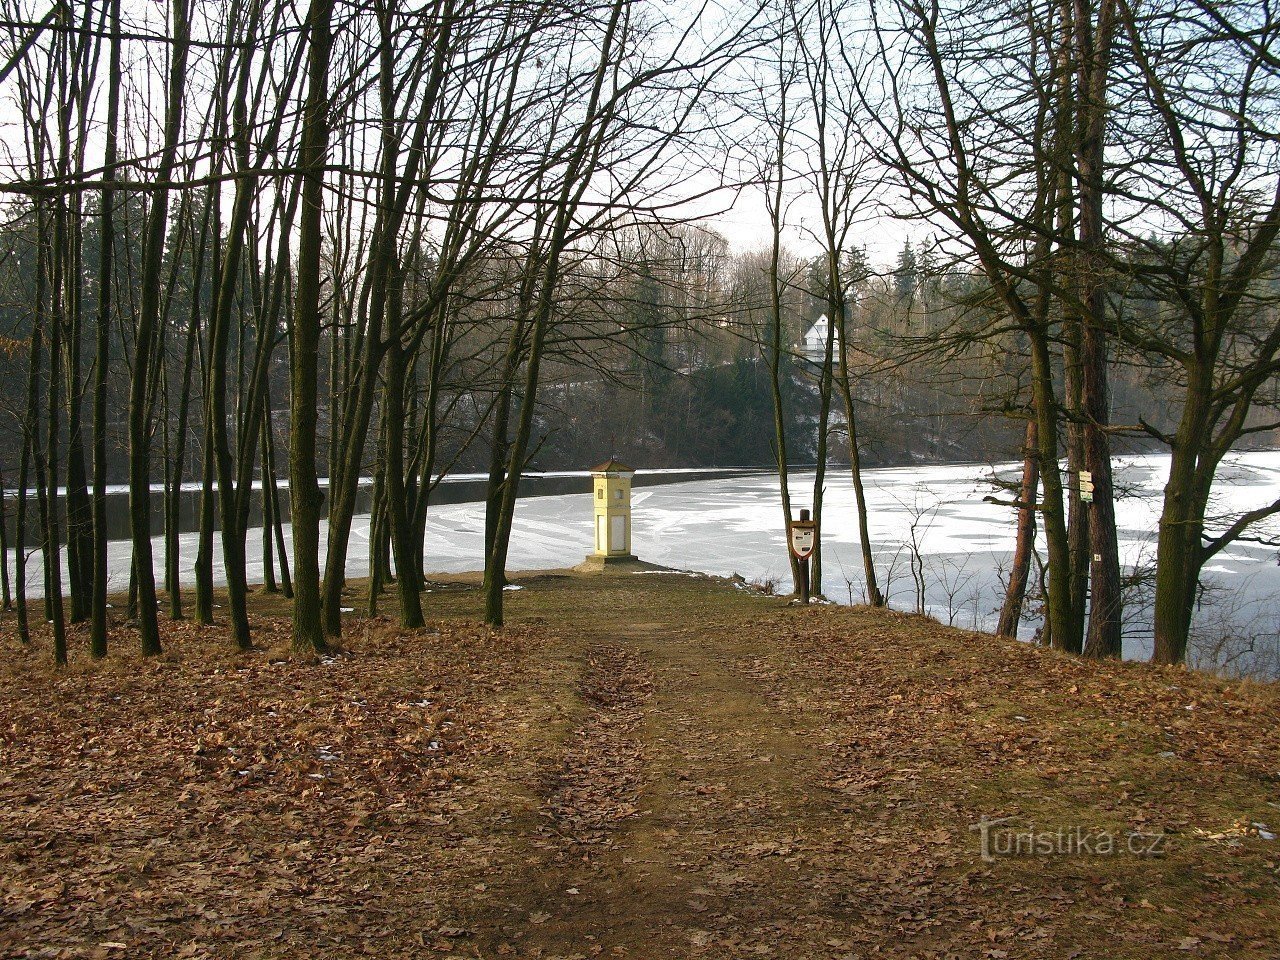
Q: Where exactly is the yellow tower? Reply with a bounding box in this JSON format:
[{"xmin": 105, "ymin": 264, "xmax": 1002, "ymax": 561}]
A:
[{"xmin": 590, "ymin": 458, "xmax": 636, "ymax": 561}]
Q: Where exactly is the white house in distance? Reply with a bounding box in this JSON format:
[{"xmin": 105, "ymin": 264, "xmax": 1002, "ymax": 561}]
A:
[{"xmin": 799, "ymin": 314, "xmax": 840, "ymax": 362}]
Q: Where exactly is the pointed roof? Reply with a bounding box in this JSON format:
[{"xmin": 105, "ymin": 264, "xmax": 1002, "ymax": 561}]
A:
[
  {"xmin": 589, "ymin": 457, "xmax": 635, "ymax": 475},
  {"xmin": 804, "ymin": 314, "xmax": 838, "ymax": 342}
]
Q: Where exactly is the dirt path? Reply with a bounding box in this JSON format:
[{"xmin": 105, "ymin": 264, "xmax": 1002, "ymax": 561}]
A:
[{"xmin": 456, "ymin": 590, "xmax": 855, "ymax": 958}]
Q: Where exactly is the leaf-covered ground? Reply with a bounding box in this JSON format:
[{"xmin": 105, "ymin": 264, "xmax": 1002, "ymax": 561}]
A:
[{"xmin": 2, "ymin": 571, "xmax": 1278, "ymax": 958}]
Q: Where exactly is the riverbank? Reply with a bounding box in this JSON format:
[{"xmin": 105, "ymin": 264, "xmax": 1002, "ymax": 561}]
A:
[{"xmin": 2, "ymin": 570, "xmax": 1278, "ymax": 958}]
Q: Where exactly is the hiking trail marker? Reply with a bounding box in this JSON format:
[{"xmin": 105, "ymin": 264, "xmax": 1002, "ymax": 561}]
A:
[
  {"xmin": 790, "ymin": 510, "xmax": 817, "ymax": 603},
  {"xmin": 790, "ymin": 520, "xmax": 817, "ymax": 560}
]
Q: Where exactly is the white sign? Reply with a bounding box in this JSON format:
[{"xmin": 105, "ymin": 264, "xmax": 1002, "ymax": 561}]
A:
[{"xmin": 789, "ymin": 522, "xmax": 817, "ymax": 560}]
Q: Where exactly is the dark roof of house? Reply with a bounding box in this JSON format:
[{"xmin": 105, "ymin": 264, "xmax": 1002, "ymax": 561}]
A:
[{"xmin": 589, "ymin": 458, "xmax": 635, "ymax": 474}]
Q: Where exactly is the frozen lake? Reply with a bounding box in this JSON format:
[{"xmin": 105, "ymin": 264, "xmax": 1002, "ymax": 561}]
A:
[{"xmin": 7, "ymin": 452, "xmax": 1280, "ymax": 673}]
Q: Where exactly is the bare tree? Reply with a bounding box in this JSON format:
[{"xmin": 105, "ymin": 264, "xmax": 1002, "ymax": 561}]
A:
[
  {"xmin": 1108, "ymin": 0, "xmax": 1280, "ymax": 664},
  {"xmin": 289, "ymin": 0, "xmax": 335, "ymax": 654},
  {"xmin": 790, "ymin": 0, "xmax": 883, "ymax": 604}
]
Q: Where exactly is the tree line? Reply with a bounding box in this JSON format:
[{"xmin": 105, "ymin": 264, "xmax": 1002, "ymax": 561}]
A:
[{"xmin": 0, "ymin": 0, "xmax": 1278, "ymax": 670}]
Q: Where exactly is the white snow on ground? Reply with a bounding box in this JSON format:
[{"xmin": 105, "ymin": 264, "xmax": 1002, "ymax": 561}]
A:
[{"xmin": 7, "ymin": 451, "xmax": 1280, "ymax": 665}]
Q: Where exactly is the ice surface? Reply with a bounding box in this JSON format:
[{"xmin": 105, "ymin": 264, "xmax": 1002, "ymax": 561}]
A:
[{"xmin": 7, "ymin": 451, "xmax": 1280, "ymax": 664}]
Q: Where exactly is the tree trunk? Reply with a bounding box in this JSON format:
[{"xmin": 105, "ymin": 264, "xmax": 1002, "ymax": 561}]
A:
[
  {"xmin": 63, "ymin": 356, "xmax": 93, "ymax": 625},
  {"xmin": 764, "ymin": 246, "xmax": 801, "ymax": 591},
  {"xmin": 1150, "ymin": 405, "xmax": 1205, "ymax": 665},
  {"xmin": 36, "ymin": 453, "xmax": 51, "ymax": 623},
  {"xmin": 409, "ymin": 309, "xmax": 450, "ymax": 580},
  {"xmin": 482, "ymin": 345, "xmax": 520, "ymax": 599},
  {"xmin": 207, "ymin": 49, "xmax": 266, "ymax": 652},
  {"xmin": 835, "ymin": 312, "xmax": 882, "ymax": 607},
  {"xmin": 484, "ymin": 318, "xmax": 549, "ymax": 629},
  {"xmin": 263, "ymin": 403, "xmax": 292, "ymax": 598},
  {"xmin": 0, "ymin": 465, "xmax": 10, "ymax": 611},
  {"xmin": 997, "ymin": 419, "xmax": 1040, "ymax": 638},
  {"xmin": 289, "ymin": 0, "xmax": 335, "ymax": 654},
  {"xmin": 165, "ymin": 249, "xmax": 203, "ymax": 620},
  {"xmin": 1074, "ymin": 0, "xmax": 1122, "ymax": 660},
  {"xmin": 128, "ymin": 0, "xmax": 190, "ymax": 656},
  {"xmin": 808, "ymin": 300, "xmax": 837, "ymax": 599},
  {"xmin": 367, "ymin": 460, "xmax": 386, "ymax": 617},
  {"xmin": 90, "ymin": 0, "xmax": 122, "ymax": 659},
  {"xmin": 260, "ymin": 419, "xmax": 277, "ymax": 594},
  {"xmin": 194, "ymin": 411, "xmax": 216, "ymax": 624},
  {"xmin": 163, "ymin": 195, "xmax": 210, "ymax": 620},
  {"xmin": 15, "ymin": 339, "xmax": 35, "ymax": 645},
  {"xmin": 384, "ymin": 331, "xmax": 425, "ymax": 628},
  {"xmin": 1027, "ymin": 324, "xmax": 1079, "ymax": 653},
  {"xmin": 1062, "ymin": 316, "xmax": 1091, "ymax": 641},
  {"xmin": 43, "ymin": 251, "xmax": 68, "ymax": 666}
]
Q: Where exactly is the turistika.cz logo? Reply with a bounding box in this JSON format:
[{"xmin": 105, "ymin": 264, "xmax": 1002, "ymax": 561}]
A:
[{"xmin": 971, "ymin": 816, "xmax": 1169, "ymax": 862}]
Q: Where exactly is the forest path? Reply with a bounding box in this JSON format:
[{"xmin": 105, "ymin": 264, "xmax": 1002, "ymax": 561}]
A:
[{"xmin": 462, "ymin": 600, "xmax": 842, "ymax": 958}]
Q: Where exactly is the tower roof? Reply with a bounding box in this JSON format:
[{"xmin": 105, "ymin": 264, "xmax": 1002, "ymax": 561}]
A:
[{"xmin": 589, "ymin": 457, "xmax": 635, "ymax": 475}]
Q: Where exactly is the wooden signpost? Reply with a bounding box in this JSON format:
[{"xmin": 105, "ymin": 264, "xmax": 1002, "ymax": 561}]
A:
[{"xmin": 790, "ymin": 509, "xmax": 817, "ymax": 604}]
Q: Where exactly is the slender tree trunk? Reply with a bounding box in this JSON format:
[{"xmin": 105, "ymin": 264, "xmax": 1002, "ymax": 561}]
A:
[
  {"xmin": 207, "ymin": 43, "xmax": 267, "ymax": 651},
  {"xmin": 1074, "ymin": 0, "xmax": 1122, "ymax": 659},
  {"xmin": 129, "ymin": 0, "xmax": 190, "ymax": 656},
  {"xmin": 127, "ymin": 556, "xmax": 137, "ymax": 622},
  {"xmin": 318, "ymin": 167, "xmax": 429, "ymax": 635},
  {"xmin": 62, "ymin": 258, "xmax": 93, "ymax": 626},
  {"xmin": 194, "ymin": 410, "xmax": 216, "ymax": 623},
  {"xmin": 482, "ymin": 350, "xmax": 519, "ymax": 596},
  {"xmin": 809, "ymin": 308, "xmax": 837, "ymax": 597},
  {"xmin": 374, "ymin": 464, "xmax": 393, "ymax": 584},
  {"xmin": 764, "ymin": 207, "xmax": 801, "ymax": 590},
  {"xmin": 835, "ymin": 313, "xmax": 882, "ymax": 606},
  {"xmin": 30, "ymin": 192, "xmax": 65, "ymax": 658},
  {"xmin": 321, "ymin": 373, "xmax": 384, "ymax": 636},
  {"xmin": 289, "ymin": 0, "xmax": 335, "ymax": 654},
  {"xmin": 15, "ymin": 339, "xmax": 36, "ymax": 645},
  {"xmin": 165, "ymin": 259, "xmax": 202, "ymax": 620},
  {"xmin": 409, "ymin": 310, "xmax": 449, "ymax": 579},
  {"xmin": 384, "ymin": 341, "xmax": 425, "ymax": 627},
  {"xmin": 90, "ymin": 0, "xmax": 122, "ymax": 659},
  {"xmin": 328, "ymin": 324, "xmax": 341, "ymax": 496},
  {"xmin": 44, "ymin": 255, "xmax": 68, "ymax": 666},
  {"xmin": 1063, "ymin": 316, "xmax": 1091, "ymax": 642},
  {"xmin": 0, "ymin": 466, "xmax": 10, "ymax": 611},
  {"xmin": 52, "ymin": 7, "xmax": 93, "ymax": 628},
  {"xmin": 997, "ymin": 419, "xmax": 1040, "ymax": 638},
  {"xmin": 1027, "ymin": 324, "xmax": 1078, "ymax": 653},
  {"xmin": 193, "ymin": 182, "xmax": 221, "ymax": 627},
  {"xmin": 484, "ymin": 246, "xmax": 565, "ymax": 628},
  {"xmin": 161, "ymin": 363, "xmax": 175, "ymax": 600},
  {"xmin": 260, "ymin": 420, "xmax": 277, "ymax": 594},
  {"xmin": 485, "ymin": 317, "xmax": 549, "ymax": 628},
  {"xmin": 380, "ymin": 265, "xmax": 425, "ymax": 626},
  {"xmin": 263, "ymin": 404, "xmax": 292, "ymax": 597},
  {"xmin": 36, "ymin": 457, "xmax": 51, "ymax": 622},
  {"xmin": 367, "ymin": 460, "xmax": 386, "ymax": 617}
]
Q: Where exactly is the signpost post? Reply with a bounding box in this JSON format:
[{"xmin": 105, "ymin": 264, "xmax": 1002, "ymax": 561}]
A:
[{"xmin": 790, "ymin": 509, "xmax": 817, "ymax": 604}]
